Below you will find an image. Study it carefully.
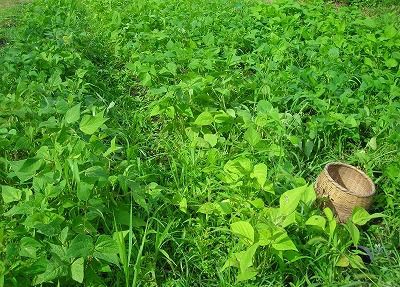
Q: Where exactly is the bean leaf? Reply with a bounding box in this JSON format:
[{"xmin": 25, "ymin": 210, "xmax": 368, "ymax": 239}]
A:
[
  {"xmin": 71, "ymin": 257, "xmax": 84, "ymax": 283},
  {"xmin": 2, "ymin": 186, "xmax": 22, "ymax": 203},
  {"xmin": 79, "ymin": 110, "xmax": 108, "ymax": 135},
  {"xmin": 65, "ymin": 103, "xmax": 81, "ymax": 124},
  {"xmin": 231, "ymin": 221, "xmax": 254, "ymax": 245}
]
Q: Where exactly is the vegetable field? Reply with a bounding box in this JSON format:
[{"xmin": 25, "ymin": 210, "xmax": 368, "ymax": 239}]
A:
[{"xmin": 0, "ymin": 0, "xmax": 399, "ymax": 286}]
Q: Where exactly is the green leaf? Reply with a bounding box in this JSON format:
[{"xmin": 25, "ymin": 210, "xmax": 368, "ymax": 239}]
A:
[
  {"xmin": 224, "ymin": 158, "xmax": 253, "ymax": 177},
  {"xmin": 257, "ymin": 100, "xmax": 273, "ymax": 113},
  {"xmin": 131, "ymin": 187, "xmax": 148, "ymax": 212},
  {"xmin": 279, "ymin": 186, "xmax": 304, "ymax": 216},
  {"xmin": 367, "ymin": 137, "xmax": 377, "ymax": 150},
  {"xmin": 77, "ymin": 182, "xmax": 93, "ymax": 201},
  {"xmin": 257, "ymin": 224, "xmax": 272, "ymax": 246},
  {"xmin": 60, "ymin": 227, "xmax": 69, "ymax": 244},
  {"xmin": 324, "ymin": 207, "xmax": 337, "ymax": 239},
  {"xmin": 231, "ymin": 221, "xmax": 254, "ymax": 245},
  {"xmin": 250, "ymin": 163, "xmax": 267, "ymax": 188},
  {"xmin": 216, "ymin": 200, "xmax": 232, "ymax": 215},
  {"xmin": 65, "ymin": 103, "xmax": 81, "ymax": 124},
  {"xmin": 202, "ymin": 33, "xmax": 215, "ymax": 46},
  {"xmin": 221, "ymin": 256, "xmax": 238, "ymax": 272},
  {"xmin": 9, "ymin": 158, "xmax": 43, "ymax": 182},
  {"xmin": 66, "ymin": 234, "xmax": 94, "ymax": 258},
  {"xmin": 95, "ymin": 235, "xmax": 119, "ymax": 255},
  {"xmin": 324, "ymin": 207, "xmax": 335, "ymax": 221},
  {"xmin": 79, "ymin": 110, "xmax": 108, "ymax": 135},
  {"xmin": 165, "ymin": 106, "xmax": 175, "ymax": 119},
  {"xmin": 385, "ymin": 58, "xmax": 398, "ymax": 68},
  {"xmin": 281, "ymin": 212, "xmax": 296, "ymax": 228},
  {"xmin": 336, "ymin": 255, "xmax": 350, "ymax": 267},
  {"xmin": 351, "ymin": 207, "xmax": 385, "ymax": 226},
  {"xmin": 71, "ymin": 257, "xmax": 84, "ymax": 283},
  {"xmin": 194, "ymin": 111, "xmax": 213, "ymax": 126},
  {"xmin": 76, "ymin": 69, "xmax": 87, "ymax": 78},
  {"xmin": 304, "ymin": 140, "xmax": 314, "ymax": 157},
  {"xmin": 300, "ymin": 185, "xmax": 316, "ymax": 205},
  {"xmin": 68, "ymin": 159, "xmax": 80, "ymax": 185},
  {"xmin": 103, "ymin": 137, "xmax": 122, "ymax": 157},
  {"xmin": 255, "ymin": 114, "xmax": 268, "ymax": 127},
  {"xmin": 204, "ymin": 133, "xmax": 218, "ymax": 147},
  {"xmin": 271, "ymin": 229, "xmax": 298, "ymax": 252},
  {"xmin": 149, "ymin": 104, "xmax": 161, "ymax": 117},
  {"xmin": 166, "ymin": 62, "xmax": 177, "ymax": 75},
  {"xmin": 349, "ymin": 255, "xmax": 366, "ymax": 269},
  {"xmin": 2, "ymin": 186, "xmax": 22, "ymax": 203},
  {"xmin": 384, "ymin": 25, "xmax": 397, "ymax": 38},
  {"xmin": 305, "ymin": 215, "xmax": 326, "ymax": 230},
  {"xmin": 198, "ymin": 202, "xmax": 215, "ymax": 214},
  {"xmin": 19, "ymin": 237, "xmax": 41, "ymax": 259},
  {"xmin": 179, "ymin": 197, "xmax": 187, "ymax": 213},
  {"xmin": 236, "ymin": 267, "xmax": 258, "ymax": 283},
  {"xmin": 236, "ymin": 244, "xmax": 259, "ymax": 272},
  {"xmin": 141, "ymin": 72, "xmax": 152, "ymax": 86},
  {"xmin": 244, "ymin": 126, "xmax": 261, "ymax": 147},
  {"xmin": 249, "ymin": 198, "xmax": 264, "ymax": 209},
  {"xmin": 345, "ymin": 221, "xmax": 360, "ymax": 246},
  {"xmin": 33, "ymin": 258, "xmax": 68, "ymax": 285}
]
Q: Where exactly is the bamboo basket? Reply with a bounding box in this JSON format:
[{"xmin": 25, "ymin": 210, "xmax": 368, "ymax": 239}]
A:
[{"xmin": 315, "ymin": 162, "xmax": 375, "ymax": 222}]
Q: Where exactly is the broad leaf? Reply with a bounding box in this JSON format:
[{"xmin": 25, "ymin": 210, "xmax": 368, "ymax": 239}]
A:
[
  {"xmin": 197, "ymin": 202, "xmax": 215, "ymax": 214},
  {"xmin": 95, "ymin": 235, "xmax": 119, "ymax": 254},
  {"xmin": 279, "ymin": 186, "xmax": 304, "ymax": 216},
  {"xmin": 349, "ymin": 255, "xmax": 366, "ymax": 269},
  {"xmin": 103, "ymin": 137, "xmax": 122, "ymax": 157},
  {"xmin": 323, "ymin": 207, "xmax": 337, "ymax": 238},
  {"xmin": 221, "ymin": 256, "xmax": 238, "ymax": 272},
  {"xmin": 77, "ymin": 182, "xmax": 93, "ymax": 201},
  {"xmin": 9, "ymin": 158, "xmax": 43, "ymax": 182},
  {"xmin": 66, "ymin": 234, "xmax": 94, "ymax": 258},
  {"xmin": 305, "ymin": 215, "xmax": 326, "ymax": 230},
  {"xmin": 257, "ymin": 224, "xmax": 272, "ymax": 246},
  {"xmin": 236, "ymin": 244, "xmax": 259, "ymax": 272},
  {"xmin": 300, "ymin": 185, "xmax": 316, "ymax": 205},
  {"xmin": 231, "ymin": 221, "xmax": 254, "ymax": 245},
  {"xmin": 271, "ymin": 228, "xmax": 298, "ymax": 251},
  {"xmin": 194, "ymin": 111, "xmax": 213, "ymax": 126},
  {"xmin": 71, "ymin": 257, "xmax": 84, "ymax": 283},
  {"xmin": 2, "ymin": 186, "xmax": 22, "ymax": 203},
  {"xmin": 33, "ymin": 258, "xmax": 68, "ymax": 285},
  {"xmin": 204, "ymin": 133, "xmax": 218, "ymax": 147},
  {"xmin": 65, "ymin": 103, "xmax": 81, "ymax": 124},
  {"xmin": 179, "ymin": 197, "xmax": 187, "ymax": 213},
  {"xmin": 236, "ymin": 267, "xmax": 258, "ymax": 283},
  {"xmin": 19, "ymin": 237, "xmax": 41, "ymax": 259},
  {"xmin": 336, "ymin": 255, "xmax": 350, "ymax": 267},
  {"xmin": 79, "ymin": 110, "xmax": 108, "ymax": 135},
  {"xmin": 351, "ymin": 207, "xmax": 385, "ymax": 226},
  {"xmin": 250, "ymin": 163, "xmax": 267, "ymax": 188},
  {"xmin": 345, "ymin": 221, "xmax": 360, "ymax": 246},
  {"xmin": 244, "ymin": 126, "xmax": 261, "ymax": 147}
]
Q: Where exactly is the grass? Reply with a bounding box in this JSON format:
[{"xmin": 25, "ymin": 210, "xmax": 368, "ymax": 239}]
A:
[
  {"xmin": 0, "ymin": 0, "xmax": 23, "ymax": 9},
  {"xmin": 0, "ymin": 0, "xmax": 28, "ymax": 48},
  {"xmin": 330, "ymin": 0, "xmax": 400, "ymax": 15},
  {"xmin": 0, "ymin": 0, "xmax": 399, "ymax": 286}
]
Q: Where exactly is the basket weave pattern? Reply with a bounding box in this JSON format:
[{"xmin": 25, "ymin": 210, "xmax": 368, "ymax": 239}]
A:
[{"xmin": 315, "ymin": 162, "xmax": 375, "ymax": 222}]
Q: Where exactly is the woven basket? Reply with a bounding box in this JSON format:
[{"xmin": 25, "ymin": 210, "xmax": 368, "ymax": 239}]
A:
[{"xmin": 315, "ymin": 162, "xmax": 375, "ymax": 222}]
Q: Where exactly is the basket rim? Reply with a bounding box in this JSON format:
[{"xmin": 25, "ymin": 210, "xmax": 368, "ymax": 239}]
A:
[{"xmin": 323, "ymin": 162, "xmax": 376, "ymax": 197}]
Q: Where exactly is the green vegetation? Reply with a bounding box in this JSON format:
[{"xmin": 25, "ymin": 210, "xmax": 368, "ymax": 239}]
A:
[{"xmin": 0, "ymin": 0, "xmax": 399, "ymax": 286}]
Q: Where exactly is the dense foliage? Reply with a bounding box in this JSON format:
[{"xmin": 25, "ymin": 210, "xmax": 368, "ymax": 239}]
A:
[{"xmin": 0, "ymin": 0, "xmax": 399, "ymax": 286}]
